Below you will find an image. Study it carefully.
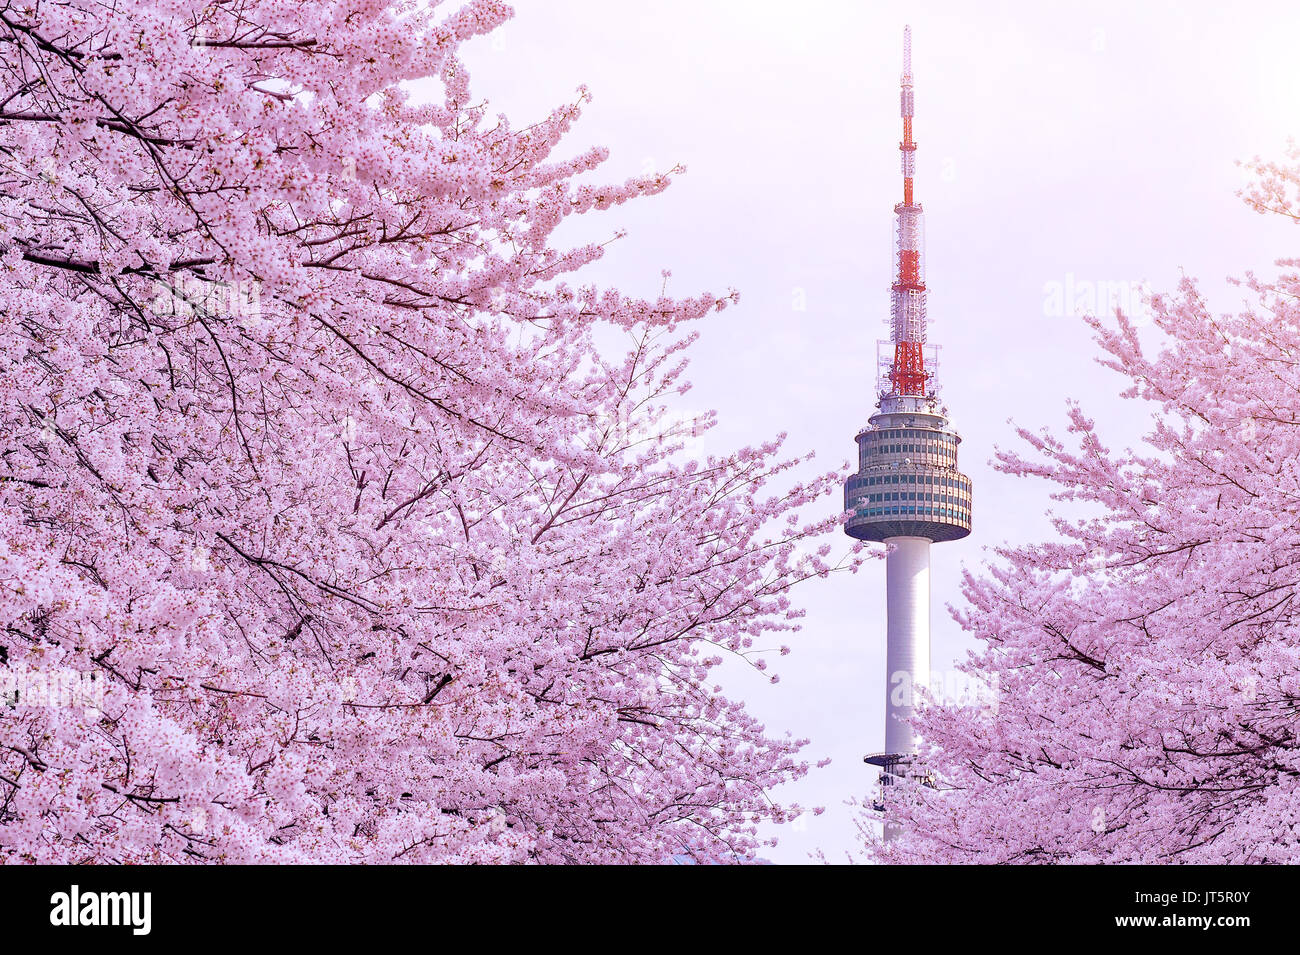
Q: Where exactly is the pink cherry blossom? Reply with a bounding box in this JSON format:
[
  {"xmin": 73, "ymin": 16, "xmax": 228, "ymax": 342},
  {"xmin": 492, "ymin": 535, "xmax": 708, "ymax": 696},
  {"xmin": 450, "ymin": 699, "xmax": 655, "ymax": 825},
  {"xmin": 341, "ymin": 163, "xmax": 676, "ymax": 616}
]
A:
[{"xmin": 0, "ymin": 0, "xmax": 848, "ymax": 863}]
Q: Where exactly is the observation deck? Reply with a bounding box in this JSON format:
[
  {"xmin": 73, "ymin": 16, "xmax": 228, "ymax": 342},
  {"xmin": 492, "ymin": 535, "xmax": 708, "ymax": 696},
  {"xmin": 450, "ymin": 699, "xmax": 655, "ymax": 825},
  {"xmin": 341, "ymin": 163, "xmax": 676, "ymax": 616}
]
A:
[{"xmin": 844, "ymin": 395, "xmax": 972, "ymax": 544}]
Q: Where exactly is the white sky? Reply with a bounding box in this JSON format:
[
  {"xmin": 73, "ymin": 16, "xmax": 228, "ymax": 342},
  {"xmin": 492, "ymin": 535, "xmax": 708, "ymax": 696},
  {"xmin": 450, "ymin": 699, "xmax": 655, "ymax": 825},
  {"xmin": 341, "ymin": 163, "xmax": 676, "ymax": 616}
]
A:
[{"xmin": 460, "ymin": 0, "xmax": 1300, "ymax": 862}]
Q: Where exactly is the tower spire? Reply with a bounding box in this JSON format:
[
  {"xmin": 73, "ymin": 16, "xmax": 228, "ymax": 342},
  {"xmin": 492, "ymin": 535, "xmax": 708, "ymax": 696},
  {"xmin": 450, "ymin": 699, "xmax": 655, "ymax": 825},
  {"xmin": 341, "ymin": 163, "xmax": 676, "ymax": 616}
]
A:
[
  {"xmin": 901, "ymin": 24, "xmax": 914, "ymax": 206},
  {"xmin": 890, "ymin": 24, "xmax": 928, "ymax": 399}
]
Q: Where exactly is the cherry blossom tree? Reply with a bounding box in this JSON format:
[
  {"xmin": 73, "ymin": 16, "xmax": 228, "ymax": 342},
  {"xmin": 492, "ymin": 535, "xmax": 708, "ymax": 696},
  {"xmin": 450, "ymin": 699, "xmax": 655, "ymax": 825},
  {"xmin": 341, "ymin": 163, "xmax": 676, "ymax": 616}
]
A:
[
  {"xmin": 870, "ymin": 146, "xmax": 1300, "ymax": 864},
  {"xmin": 0, "ymin": 0, "xmax": 844, "ymax": 863}
]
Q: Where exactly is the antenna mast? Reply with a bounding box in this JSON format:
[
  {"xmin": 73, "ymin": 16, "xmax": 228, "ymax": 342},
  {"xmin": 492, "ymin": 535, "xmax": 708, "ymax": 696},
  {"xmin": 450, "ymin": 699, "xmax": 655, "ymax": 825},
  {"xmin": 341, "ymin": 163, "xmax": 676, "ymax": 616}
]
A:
[{"xmin": 890, "ymin": 24, "xmax": 928, "ymax": 398}]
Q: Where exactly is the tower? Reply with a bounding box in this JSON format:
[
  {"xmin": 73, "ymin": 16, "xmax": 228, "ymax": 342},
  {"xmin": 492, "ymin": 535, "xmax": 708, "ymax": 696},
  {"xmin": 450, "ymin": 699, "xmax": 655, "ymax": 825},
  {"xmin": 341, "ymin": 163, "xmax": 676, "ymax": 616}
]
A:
[{"xmin": 844, "ymin": 26, "xmax": 972, "ymax": 816}]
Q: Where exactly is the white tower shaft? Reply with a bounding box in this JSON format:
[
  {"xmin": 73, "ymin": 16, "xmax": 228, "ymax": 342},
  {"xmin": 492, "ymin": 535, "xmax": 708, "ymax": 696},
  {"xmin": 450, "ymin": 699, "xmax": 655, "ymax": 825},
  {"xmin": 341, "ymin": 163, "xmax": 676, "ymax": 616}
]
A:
[{"xmin": 884, "ymin": 537, "xmax": 931, "ymax": 759}]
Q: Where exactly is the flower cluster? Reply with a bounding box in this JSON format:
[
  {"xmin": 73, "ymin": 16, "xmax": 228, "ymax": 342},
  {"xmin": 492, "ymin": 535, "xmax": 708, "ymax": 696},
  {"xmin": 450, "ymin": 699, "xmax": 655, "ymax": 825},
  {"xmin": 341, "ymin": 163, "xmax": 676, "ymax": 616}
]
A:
[{"xmin": 0, "ymin": 0, "xmax": 845, "ymax": 863}]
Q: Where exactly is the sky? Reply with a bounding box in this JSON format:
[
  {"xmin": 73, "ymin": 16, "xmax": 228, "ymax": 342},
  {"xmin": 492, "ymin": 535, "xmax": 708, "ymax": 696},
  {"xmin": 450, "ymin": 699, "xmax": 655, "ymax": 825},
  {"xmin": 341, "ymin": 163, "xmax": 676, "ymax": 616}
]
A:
[{"xmin": 459, "ymin": 0, "xmax": 1300, "ymax": 862}]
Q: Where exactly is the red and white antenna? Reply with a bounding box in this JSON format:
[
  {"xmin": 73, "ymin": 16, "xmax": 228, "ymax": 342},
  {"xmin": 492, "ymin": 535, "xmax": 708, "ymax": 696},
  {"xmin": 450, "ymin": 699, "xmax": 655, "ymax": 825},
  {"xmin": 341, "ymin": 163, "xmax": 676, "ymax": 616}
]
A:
[{"xmin": 888, "ymin": 24, "xmax": 929, "ymax": 398}]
